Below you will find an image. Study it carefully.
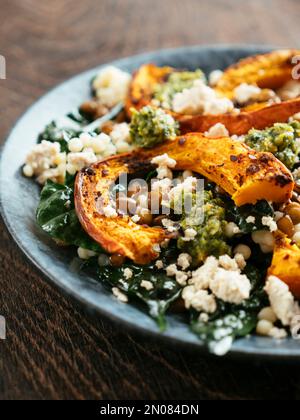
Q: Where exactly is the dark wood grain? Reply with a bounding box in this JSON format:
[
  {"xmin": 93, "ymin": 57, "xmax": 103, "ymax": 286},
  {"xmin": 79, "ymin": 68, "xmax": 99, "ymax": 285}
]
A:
[{"xmin": 1, "ymin": 0, "xmax": 300, "ymax": 400}]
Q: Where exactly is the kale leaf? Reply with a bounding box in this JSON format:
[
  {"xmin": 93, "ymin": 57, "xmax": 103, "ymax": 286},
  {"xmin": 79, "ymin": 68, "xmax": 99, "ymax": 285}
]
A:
[
  {"xmin": 225, "ymin": 199, "xmax": 274, "ymax": 234},
  {"xmin": 84, "ymin": 258, "xmax": 182, "ymax": 330},
  {"xmin": 36, "ymin": 180, "xmax": 102, "ymax": 252},
  {"xmin": 38, "ymin": 121, "xmax": 80, "ymax": 152}
]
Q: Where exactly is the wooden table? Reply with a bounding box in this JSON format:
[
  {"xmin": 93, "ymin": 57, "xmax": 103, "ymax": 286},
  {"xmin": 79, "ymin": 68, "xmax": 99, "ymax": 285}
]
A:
[{"xmin": 1, "ymin": 0, "xmax": 300, "ymax": 400}]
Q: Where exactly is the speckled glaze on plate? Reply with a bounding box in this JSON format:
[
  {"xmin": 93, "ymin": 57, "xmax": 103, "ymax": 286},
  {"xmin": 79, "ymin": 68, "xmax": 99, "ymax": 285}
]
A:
[{"xmin": 1, "ymin": 45, "xmax": 300, "ymax": 360}]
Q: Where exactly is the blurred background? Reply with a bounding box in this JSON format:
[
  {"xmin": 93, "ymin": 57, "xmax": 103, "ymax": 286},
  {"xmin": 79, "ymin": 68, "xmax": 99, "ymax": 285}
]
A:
[{"xmin": 0, "ymin": 0, "xmax": 300, "ymax": 400}]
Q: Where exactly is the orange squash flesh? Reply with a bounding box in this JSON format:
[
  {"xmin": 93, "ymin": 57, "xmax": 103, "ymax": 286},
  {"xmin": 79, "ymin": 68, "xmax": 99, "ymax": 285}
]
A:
[
  {"xmin": 268, "ymin": 233, "xmax": 300, "ymax": 299},
  {"xmin": 75, "ymin": 156, "xmax": 172, "ymax": 265},
  {"xmin": 75, "ymin": 134, "xmax": 293, "ymax": 264},
  {"xmin": 126, "ymin": 52, "xmax": 300, "ymax": 136},
  {"xmin": 215, "ymin": 49, "xmax": 300, "ymax": 99}
]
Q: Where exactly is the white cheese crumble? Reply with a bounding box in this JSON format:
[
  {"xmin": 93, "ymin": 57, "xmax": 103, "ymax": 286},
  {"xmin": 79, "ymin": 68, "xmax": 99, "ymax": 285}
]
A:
[
  {"xmin": 182, "ymin": 254, "xmax": 251, "ymax": 310},
  {"xmin": 102, "ymin": 205, "xmax": 118, "ymax": 218},
  {"xmin": 93, "ymin": 66, "xmax": 132, "ymax": 108},
  {"xmin": 23, "ymin": 140, "xmax": 66, "ymax": 184},
  {"xmin": 182, "ymin": 288, "xmax": 217, "ymax": 313},
  {"xmin": 131, "ymin": 215, "xmax": 141, "ymax": 223},
  {"xmin": 177, "ymin": 253, "xmax": 192, "ymax": 270},
  {"xmin": 181, "ymin": 228, "xmax": 198, "ymax": 242},
  {"xmin": 261, "ymin": 216, "xmax": 277, "ymax": 232},
  {"xmin": 210, "ymin": 269, "xmax": 251, "ymax": 305},
  {"xmin": 112, "ymin": 287, "xmax": 128, "ymax": 303},
  {"xmin": 246, "ymin": 216, "xmax": 256, "ymax": 224},
  {"xmin": 141, "ymin": 280, "xmax": 154, "ymax": 291},
  {"xmin": 151, "ymin": 154, "xmax": 177, "ymax": 168},
  {"xmin": 155, "ymin": 260, "xmax": 164, "ymax": 270},
  {"xmin": 208, "ymin": 69, "xmax": 224, "ymax": 87},
  {"xmin": 233, "ymin": 83, "xmax": 261, "ymax": 105},
  {"xmin": 264, "ymin": 276, "xmax": 300, "ymax": 327},
  {"xmin": 172, "ymin": 80, "xmax": 234, "ymax": 116},
  {"xmin": 123, "ymin": 268, "xmax": 133, "ymax": 280},
  {"xmin": 205, "ymin": 123, "xmax": 229, "ymax": 138}
]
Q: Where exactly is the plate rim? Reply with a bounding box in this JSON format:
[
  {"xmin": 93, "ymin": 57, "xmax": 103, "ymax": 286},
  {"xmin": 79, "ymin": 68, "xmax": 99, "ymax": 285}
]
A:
[{"xmin": 1, "ymin": 43, "xmax": 300, "ymax": 361}]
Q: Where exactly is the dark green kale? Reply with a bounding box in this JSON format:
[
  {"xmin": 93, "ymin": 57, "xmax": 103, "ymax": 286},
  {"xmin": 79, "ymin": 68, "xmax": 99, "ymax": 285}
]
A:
[{"xmin": 36, "ymin": 180, "xmax": 101, "ymax": 252}]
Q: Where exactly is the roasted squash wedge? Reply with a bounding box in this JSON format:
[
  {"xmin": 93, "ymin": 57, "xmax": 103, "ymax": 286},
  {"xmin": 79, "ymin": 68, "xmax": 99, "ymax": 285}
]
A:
[
  {"xmin": 215, "ymin": 49, "xmax": 300, "ymax": 99},
  {"xmin": 178, "ymin": 98, "xmax": 300, "ymax": 136},
  {"xmin": 126, "ymin": 52, "xmax": 300, "ymax": 136},
  {"xmin": 268, "ymin": 233, "xmax": 300, "ymax": 299},
  {"xmin": 75, "ymin": 134, "xmax": 293, "ymax": 264}
]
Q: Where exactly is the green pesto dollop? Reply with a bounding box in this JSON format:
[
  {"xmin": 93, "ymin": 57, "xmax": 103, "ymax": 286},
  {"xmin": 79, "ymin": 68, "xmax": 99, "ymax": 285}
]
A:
[
  {"xmin": 129, "ymin": 106, "xmax": 179, "ymax": 148},
  {"xmin": 245, "ymin": 121, "xmax": 300, "ymax": 170},
  {"xmin": 178, "ymin": 191, "xmax": 231, "ymax": 267},
  {"xmin": 153, "ymin": 69, "xmax": 206, "ymax": 109}
]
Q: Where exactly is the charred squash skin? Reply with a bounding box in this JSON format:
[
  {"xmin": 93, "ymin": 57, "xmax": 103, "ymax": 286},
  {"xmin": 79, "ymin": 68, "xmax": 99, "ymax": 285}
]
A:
[
  {"xmin": 75, "ymin": 134, "xmax": 293, "ymax": 264},
  {"xmin": 126, "ymin": 52, "xmax": 300, "ymax": 136},
  {"xmin": 268, "ymin": 233, "xmax": 300, "ymax": 299}
]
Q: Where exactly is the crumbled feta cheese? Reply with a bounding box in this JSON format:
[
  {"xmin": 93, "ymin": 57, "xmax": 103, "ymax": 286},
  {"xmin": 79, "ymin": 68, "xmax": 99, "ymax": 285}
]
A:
[
  {"xmin": 264, "ymin": 276, "xmax": 300, "ymax": 327},
  {"xmin": 209, "ymin": 336, "xmax": 233, "ymax": 357},
  {"xmin": 124, "ymin": 268, "xmax": 133, "ymax": 280},
  {"xmin": 252, "ymin": 230, "xmax": 275, "ymax": 253},
  {"xmin": 234, "ymin": 83, "xmax": 261, "ymax": 105},
  {"xmin": 155, "ymin": 260, "xmax": 164, "ymax": 270},
  {"xmin": 156, "ymin": 166, "xmax": 173, "ymax": 180},
  {"xmin": 93, "ymin": 66, "xmax": 132, "ymax": 108},
  {"xmin": 209, "ymin": 69, "xmax": 223, "ymax": 87},
  {"xmin": 141, "ymin": 280, "xmax": 154, "ymax": 291},
  {"xmin": 204, "ymin": 97, "xmax": 234, "ymax": 115},
  {"xmin": 24, "ymin": 140, "xmax": 65, "ymax": 184},
  {"xmin": 151, "ymin": 153, "xmax": 177, "ymax": 168},
  {"xmin": 210, "ymin": 269, "xmax": 251, "ymax": 305},
  {"xmin": 162, "ymin": 218, "xmax": 179, "ymax": 233},
  {"xmin": 183, "ymin": 254, "xmax": 251, "ymax": 310},
  {"xmin": 166, "ymin": 264, "xmax": 178, "ymax": 277},
  {"xmin": 172, "ymin": 80, "xmax": 234, "ymax": 116},
  {"xmin": 175, "ymin": 271, "xmax": 189, "ymax": 286},
  {"xmin": 205, "ymin": 123, "xmax": 229, "ymax": 138},
  {"xmin": 182, "ymin": 288, "xmax": 217, "ymax": 313},
  {"xmin": 131, "ymin": 215, "xmax": 141, "ymax": 223},
  {"xmin": 181, "ymin": 228, "xmax": 198, "ymax": 242},
  {"xmin": 246, "ymin": 216, "xmax": 256, "ymax": 224},
  {"xmin": 67, "ymin": 149, "xmax": 97, "ymax": 174},
  {"xmin": 102, "ymin": 205, "xmax": 118, "ymax": 218},
  {"xmin": 261, "ymin": 216, "xmax": 277, "ymax": 232},
  {"xmin": 112, "ymin": 287, "xmax": 128, "ymax": 303},
  {"xmin": 177, "ymin": 253, "xmax": 192, "ymax": 270}
]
